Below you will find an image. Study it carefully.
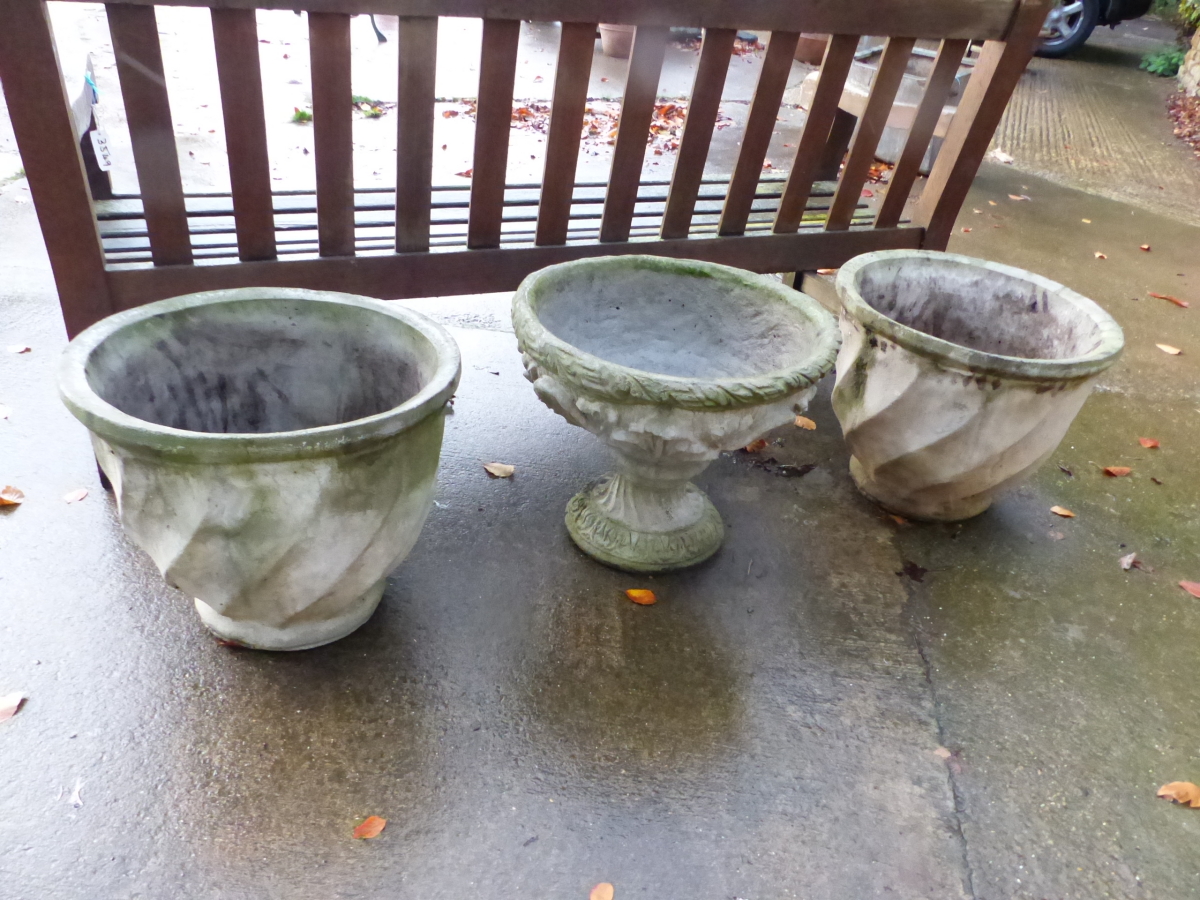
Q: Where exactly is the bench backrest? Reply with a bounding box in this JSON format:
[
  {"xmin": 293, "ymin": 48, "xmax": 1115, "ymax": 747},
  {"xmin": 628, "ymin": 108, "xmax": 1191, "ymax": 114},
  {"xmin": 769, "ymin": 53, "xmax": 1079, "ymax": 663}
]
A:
[{"xmin": 0, "ymin": 0, "xmax": 1051, "ymax": 337}]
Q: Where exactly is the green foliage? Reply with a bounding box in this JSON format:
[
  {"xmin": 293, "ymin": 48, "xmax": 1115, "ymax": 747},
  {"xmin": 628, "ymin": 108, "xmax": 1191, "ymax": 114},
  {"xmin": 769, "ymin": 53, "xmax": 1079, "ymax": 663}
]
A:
[
  {"xmin": 1181, "ymin": 0, "xmax": 1200, "ymax": 29},
  {"xmin": 291, "ymin": 107, "xmax": 313, "ymax": 124},
  {"xmin": 1141, "ymin": 46, "xmax": 1186, "ymax": 75}
]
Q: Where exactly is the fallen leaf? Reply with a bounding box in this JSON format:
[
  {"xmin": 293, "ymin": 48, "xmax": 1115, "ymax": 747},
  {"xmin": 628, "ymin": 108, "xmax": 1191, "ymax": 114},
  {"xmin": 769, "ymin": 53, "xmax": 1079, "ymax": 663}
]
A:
[
  {"xmin": 7, "ymin": 345, "xmax": 31, "ymax": 354},
  {"xmin": 599, "ymin": 76, "xmax": 609, "ymax": 82},
  {"xmin": 1094, "ymin": 251, "xmax": 1107, "ymax": 260},
  {"xmin": 1156, "ymin": 343, "xmax": 1183, "ymax": 355},
  {"xmin": 353, "ymin": 816, "xmax": 387, "ymax": 839},
  {"xmin": 533, "ymin": 74, "xmax": 544, "ymax": 83},
  {"xmin": 861, "ymin": 188, "xmax": 873, "ymax": 198},
  {"xmin": 887, "ymin": 514, "xmax": 909, "ymax": 526},
  {"xmin": 1180, "ymin": 581, "xmax": 1200, "ymax": 599},
  {"xmin": 961, "ymin": 227, "xmax": 972, "ymax": 233},
  {"xmin": 1103, "ymin": 466, "xmax": 1132, "ymax": 477},
  {"xmin": 933, "ymin": 746, "xmax": 952, "ymax": 759},
  {"xmin": 793, "ymin": 416, "xmax": 817, "ymax": 431},
  {"xmin": 1050, "ymin": 505, "xmax": 1075, "ymax": 518},
  {"xmin": 0, "ymin": 485, "xmax": 24, "ymax": 506},
  {"xmin": 1139, "ymin": 437, "xmax": 1160, "ymax": 449},
  {"xmin": 0, "ymin": 692, "xmax": 26, "ymax": 724},
  {"xmin": 1157, "ymin": 782, "xmax": 1200, "ymax": 807},
  {"xmin": 62, "ymin": 488, "xmax": 88, "ymax": 503},
  {"xmin": 815, "ymin": 268, "xmax": 837, "ymax": 275},
  {"xmin": 899, "ymin": 561, "xmax": 927, "ymax": 582},
  {"xmin": 1140, "ymin": 244, "xmax": 1151, "ymax": 252},
  {"xmin": 442, "ymin": 109, "xmax": 459, "ymax": 118},
  {"xmin": 1081, "ymin": 218, "xmax": 1092, "ymax": 224},
  {"xmin": 973, "ymin": 208, "xmax": 982, "ymax": 214},
  {"xmin": 1119, "ymin": 552, "xmax": 1138, "ymax": 571},
  {"xmin": 1008, "ymin": 193, "xmax": 1031, "ymax": 201},
  {"xmin": 989, "ymin": 148, "xmax": 1014, "ymax": 164},
  {"xmin": 1149, "ymin": 291, "xmax": 1189, "ymax": 308},
  {"xmin": 483, "ymin": 462, "xmax": 515, "ymax": 478},
  {"xmin": 455, "ymin": 168, "xmax": 473, "ymax": 178},
  {"xmin": 624, "ymin": 589, "xmax": 657, "ymax": 606},
  {"xmin": 987, "ymin": 200, "xmax": 998, "ymax": 206},
  {"xmin": 744, "ymin": 438, "xmax": 768, "ymax": 453},
  {"xmin": 590, "ymin": 884, "xmax": 615, "ymax": 900},
  {"xmin": 1058, "ymin": 464, "xmax": 1074, "ymax": 477},
  {"xmin": 1151, "ymin": 477, "xmax": 1164, "ymax": 485}
]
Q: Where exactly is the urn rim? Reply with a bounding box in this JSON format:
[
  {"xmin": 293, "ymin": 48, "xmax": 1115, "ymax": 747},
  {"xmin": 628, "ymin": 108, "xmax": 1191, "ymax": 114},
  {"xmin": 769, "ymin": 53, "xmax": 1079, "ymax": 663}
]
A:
[
  {"xmin": 58, "ymin": 287, "xmax": 462, "ymax": 462},
  {"xmin": 836, "ymin": 250, "xmax": 1124, "ymax": 382}
]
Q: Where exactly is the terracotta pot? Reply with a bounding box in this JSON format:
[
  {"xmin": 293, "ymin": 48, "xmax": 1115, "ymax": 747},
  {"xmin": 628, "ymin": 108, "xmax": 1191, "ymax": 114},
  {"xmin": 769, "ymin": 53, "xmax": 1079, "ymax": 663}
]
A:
[
  {"xmin": 794, "ymin": 33, "xmax": 830, "ymax": 65},
  {"xmin": 599, "ymin": 23, "xmax": 635, "ymax": 59}
]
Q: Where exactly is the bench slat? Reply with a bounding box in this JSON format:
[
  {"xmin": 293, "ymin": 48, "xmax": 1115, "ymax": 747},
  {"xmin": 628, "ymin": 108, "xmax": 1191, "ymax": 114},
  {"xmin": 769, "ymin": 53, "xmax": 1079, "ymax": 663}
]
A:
[
  {"xmin": 211, "ymin": 8, "xmax": 276, "ymax": 261},
  {"xmin": 599, "ymin": 25, "xmax": 670, "ymax": 243},
  {"xmin": 772, "ymin": 33, "xmax": 858, "ymax": 234},
  {"xmin": 717, "ymin": 31, "xmax": 797, "ymax": 236},
  {"xmin": 875, "ymin": 38, "xmax": 969, "ymax": 229},
  {"xmin": 826, "ymin": 36, "xmax": 915, "ymax": 231},
  {"xmin": 536, "ymin": 21, "xmax": 597, "ymax": 246},
  {"xmin": 396, "ymin": 16, "xmax": 439, "ymax": 252},
  {"xmin": 309, "ymin": 12, "xmax": 355, "ymax": 256},
  {"xmin": 468, "ymin": 18, "xmax": 521, "ymax": 248},
  {"xmin": 660, "ymin": 27, "xmax": 735, "ymax": 240},
  {"xmin": 107, "ymin": 3, "xmax": 193, "ymax": 265}
]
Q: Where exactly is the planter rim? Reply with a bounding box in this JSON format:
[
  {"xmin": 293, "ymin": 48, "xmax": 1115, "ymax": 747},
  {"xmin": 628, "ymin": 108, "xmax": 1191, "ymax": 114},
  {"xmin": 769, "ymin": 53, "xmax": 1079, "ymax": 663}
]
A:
[
  {"xmin": 58, "ymin": 287, "xmax": 461, "ymax": 462},
  {"xmin": 836, "ymin": 250, "xmax": 1124, "ymax": 382},
  {"xmin": 513, "ymin": 255, "xmax": 840, "ymax": 410}
]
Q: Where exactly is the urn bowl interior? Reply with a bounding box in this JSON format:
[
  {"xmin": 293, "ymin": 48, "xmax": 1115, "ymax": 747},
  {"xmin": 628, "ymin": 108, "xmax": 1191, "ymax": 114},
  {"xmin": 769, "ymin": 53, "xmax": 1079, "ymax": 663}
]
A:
[
  {"xmin": 83, "ymin": 296, "xmax": 441, "ymax": 434},
  {"xmin": 852, "ymin": 254, "xmax": 1107, "ymax": 361},
  {"xmin": 527, "ymin": 257, "xmax": 830, "ymax": 381}
]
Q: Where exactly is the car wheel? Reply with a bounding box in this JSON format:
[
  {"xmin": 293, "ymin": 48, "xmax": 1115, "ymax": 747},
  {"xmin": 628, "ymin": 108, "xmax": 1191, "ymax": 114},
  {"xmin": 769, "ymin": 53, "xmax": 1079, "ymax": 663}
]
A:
[{"xmin": 1036, "ymin": 0, "xmax": 1100, "ymax": 58}]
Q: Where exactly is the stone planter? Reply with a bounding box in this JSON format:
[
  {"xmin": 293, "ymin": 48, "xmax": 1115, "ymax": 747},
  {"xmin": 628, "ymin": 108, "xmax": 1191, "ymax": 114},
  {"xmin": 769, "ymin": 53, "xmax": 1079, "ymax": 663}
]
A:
[
  {"xmin": 59, "ymin": 288, "xmax": 461, "ymax": 650},
  {"xmin": 794, "ymin": 33, "xmax": 830, "ymax": 66},
  {"xmin": 832, "ymin": 250, "xmax": 1123, "ymax": 522},
  {"xmin": 513, "ymin": 256, "xmax": 840, "ymax": 572},
  {"xmin": 598, "ymin": 23, "xmax": 635, "ymax": 59}
]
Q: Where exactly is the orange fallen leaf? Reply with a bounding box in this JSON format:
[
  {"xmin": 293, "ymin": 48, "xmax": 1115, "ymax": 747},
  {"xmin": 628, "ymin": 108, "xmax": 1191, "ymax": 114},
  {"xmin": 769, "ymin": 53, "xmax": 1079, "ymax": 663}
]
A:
[
  {"xmin": 599, "ymin": 76, "xmax": 609, "ymax": 82},
  {"xmin": 7, "ymin": 345, "xmax": 31, "ymax": 354},
  {"xmin": 0, "ymin": 485, "xmax": 24, "ymax": 506},
  {"xmin": 1050, "ymin": 505, "xmax": 1075, "ymax": 518},
  {"xmin": 0, "ymin": 692, "xmax": 26, "ymax": 724},
  {"xmin": 1103, "ymin": 466, "xmax": 1132, "ymax": 477},
  {"xmin": 794, "ymin": 416, "xmax": 817, "ymax": 431},
  {"xmin": 1094, "ymin": 251, "xmax": 1107, "ymax": 260},
  {"xmin": 744, "ymin": 438, "xmax": 768, "ymax": 452},
  {"xmin": 987, "ymin": 200, "xmax": 998, "ymax": 206},
  {"xmin": 441, "ymin": 109, "xmax": 459, "ymax": 118},
  {"xmin": 483, "ymin": 462, "xmax": 515, "ymax": 478},
  {"xmin": 1139, "ymin": 244, "xmax": 1151, "ymax": 251},
  {"xmin": 1156, "ymin": 343, "xmax": 1183, "ymax": 355},
  {"xmin": 624, "ymin": 589, "xmax": 657, "ymax": 606},
  {"xmin": 887, "ymin": 514, "xmax": 910, "ymax": 526},
  {"xmin": 1139, "ymin": 437, "xmax": 1160, "ymax": 449},
  {"xmin": 815, "ymin": 268, "xmax": 837, "ymax": 275},
  {"xmin": 1180, "ymin": 581, "xmax": 1200, "ymax": 599},
  {"xmin": 353, "ymin": 816, "xmax": 387, "ymax": 839},
  {"xmin": 455, "ymin": 168, "xmax": 473, "ymax": 178},
  {"xmin": 1149, "ymin": 291, "xmax": 1189, "ymax": 308},
  {"xmin": 933, "ymin": 746, "xmax": 952, "ymax": 759},
  {"xmin": 62, "ymin": 488, "xmax": 88, "ymax": 503},
  {"xmin": 1157, "ymin": 782, "xmax": 1200, "ymax": 807},
  {"xmin": 961, "ymin": 227, "xmax": 972, "ymax": 233},
  {"xmin": 1008, "ymin": 194, "xmax": 1031, "ymax": 201},
  {"xmin": 590, "ymin": 883, "xmax": 615, "ymax": 900}
]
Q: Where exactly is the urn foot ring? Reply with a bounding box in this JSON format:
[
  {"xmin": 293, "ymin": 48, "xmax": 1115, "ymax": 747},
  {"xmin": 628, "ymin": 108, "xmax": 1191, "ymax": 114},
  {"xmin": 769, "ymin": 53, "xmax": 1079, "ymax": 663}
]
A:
[
  {"xmin": 848, "ymin": 456, "xmax": 992, "ymax": 523},
  {"xmin": 194, "ymin": 579, "xmax": 387, "ymax": 651},
  {"xmin": 564, "ymin": 481, "xmax": 724, "ymax": 573}
]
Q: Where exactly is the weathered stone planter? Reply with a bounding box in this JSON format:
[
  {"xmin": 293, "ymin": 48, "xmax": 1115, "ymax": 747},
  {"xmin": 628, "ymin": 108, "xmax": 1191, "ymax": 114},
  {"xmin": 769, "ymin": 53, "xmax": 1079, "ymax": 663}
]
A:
[
  {"xmin": 513, "ymin": 256, "xmax": 840, "ymax": 572},
  {"xmin": 832, "ymin": 250, "xmax": 1123, "ymax": 521},
  {"xmin": 59, "ymin": 288, "xmax": 461, "ymax": 650}
]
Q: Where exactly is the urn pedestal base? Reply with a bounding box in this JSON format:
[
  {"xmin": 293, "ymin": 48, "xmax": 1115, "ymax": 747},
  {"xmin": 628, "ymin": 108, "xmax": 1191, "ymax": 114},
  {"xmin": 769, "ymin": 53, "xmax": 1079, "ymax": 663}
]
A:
[
  {"xmin": 564, "ymin": 473, "xmax": 724, "ymax": 573},
  {"xmin": 194, "ymin": 579, "xmax": 387, "ymax": 651}
]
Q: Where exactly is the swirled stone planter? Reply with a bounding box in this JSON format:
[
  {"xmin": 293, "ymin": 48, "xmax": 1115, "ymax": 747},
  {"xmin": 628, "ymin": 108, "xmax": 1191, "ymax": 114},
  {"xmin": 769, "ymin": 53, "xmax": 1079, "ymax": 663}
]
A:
[
  {"xmin": 59, "ymin": 288, "xmax": 460, "ymax": 650},
  {"xmin": 832, "ymin": 250, "xmax": 1123, "ymax": 522},
  {"xmin": 513, "ymin": 256, "xmax": 840, "ymax": 573}
]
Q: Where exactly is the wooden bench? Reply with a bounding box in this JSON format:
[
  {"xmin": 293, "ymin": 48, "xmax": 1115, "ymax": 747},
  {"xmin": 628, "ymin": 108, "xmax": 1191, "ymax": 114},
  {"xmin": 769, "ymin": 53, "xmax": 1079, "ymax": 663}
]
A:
[{"xmin": 0, "ymin": 0, "xmax": 1052, "ymax": 338}]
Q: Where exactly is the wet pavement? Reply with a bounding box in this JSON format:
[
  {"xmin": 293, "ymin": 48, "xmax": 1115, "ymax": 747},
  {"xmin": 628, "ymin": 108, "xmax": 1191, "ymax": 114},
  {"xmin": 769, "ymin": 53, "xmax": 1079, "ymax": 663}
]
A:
[{"xmin": 4, "ymin": 11, "xmax": 1200, "ymax": 900}]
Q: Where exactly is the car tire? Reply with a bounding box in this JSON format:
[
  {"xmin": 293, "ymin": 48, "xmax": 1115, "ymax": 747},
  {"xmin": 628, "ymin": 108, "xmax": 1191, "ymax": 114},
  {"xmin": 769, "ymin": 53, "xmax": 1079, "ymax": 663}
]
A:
[{"xmin": 1035, "ymin": 0, "xmax": 1100, "ymax": 58}]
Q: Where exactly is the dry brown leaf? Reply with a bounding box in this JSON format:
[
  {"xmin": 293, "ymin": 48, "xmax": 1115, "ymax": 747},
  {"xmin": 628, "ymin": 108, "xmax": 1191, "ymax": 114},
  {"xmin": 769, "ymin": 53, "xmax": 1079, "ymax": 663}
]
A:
[
  {"xmin": 1149, "ymin": 291, "xmax": 1189, "ymax": 308},
  {"xmin": 1139, "ymin": 437, "xmax": 1160, "ymax": 449},
  {"xmin": 1008, "ymin": 194, "xmax": 1031, "ymax": 201},
  {"xmin": 62, "ymin": 488, "xmax": 88, "ymax": 503},
  {"xmin": 1140, "ymin": 244, "xmax": 1151, "ymax": 251},
  {"xmin": 483, "ymin": 462, "xmax": 515, "ymax": 478},
  {"xmin": 933, "ymin": 746, "xmax": 952, "ymax": 759},
  {"xmin": 7, "ymin": 345, "xmax": 31, "ymax": 354},
  {"xmin": 961, "ymin": 227, "xmax": 972, "ymax": 233},
  {"xmin": 353, "ymin": 815, "xmax": 387, "ymax": 839},
  {"xmin": 1180, "ymin": 581, "xmax": 1200, "ymax": 599},
  {"xmin": 1119, "ymin": 552, "xmax": 1138, "ymax": 571},
  {"xmin": 815, "ymin": 268, "xmax": 837, "ymax": 275},
  {"xmin": 1156, "ymin": 343, "xmax": 1183, "ymax": 355},
  {"xmin": 0, "ymin": 692, "xmax": 26, "ymax": 724},
  {"xmin": 1157, "ymin": 782, "xmax": 1200, "ymax": 807},
  {"xmin": 1050, "ymin": 505, "xmax": 1075, "ymax": 518},
  {"xmin": 887, "ymin": 514, "xmax": 910, "ymax": 526},
  {"xmin": 625, "ymin": 589, "xmax": 657, "ymax": 606},
  {"xmin": 794, "ymin": 416, "xmax": 817, "ymax": 431},
  {"xmin": 0, "ymin": 485, "xmax": 25, "ymax": 506},
  {"xmin": 590, "ymin": 883, "xmax": 615, "ymax": 900},
  {"xmin": 743, "ymin": 438, "xmax": 768, "ymax": 453},
  {"xmin": 455, "ymin": 168, "xmax": 473, "ymax": 178},
  {"xmin": 1094, "ymin": 251, "xmax": 1107, "ymax": 260},
  {"xmin": 1103, "ymin": 466, "xmax": 1132, "ymax": 477},
  {"xmin": 987, "ymin": 200, "xmax": 998, "ymax": 206},
  {"xmin": 1081, "ymin": 218, "xmax": 1092, "ymax": 224}
]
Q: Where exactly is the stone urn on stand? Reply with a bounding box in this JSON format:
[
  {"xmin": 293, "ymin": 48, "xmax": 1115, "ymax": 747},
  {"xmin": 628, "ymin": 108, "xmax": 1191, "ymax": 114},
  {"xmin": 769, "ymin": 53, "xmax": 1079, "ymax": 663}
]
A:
[{"xmin": 513, "ymin": 256, "xmax": 840, "ymax": 573}]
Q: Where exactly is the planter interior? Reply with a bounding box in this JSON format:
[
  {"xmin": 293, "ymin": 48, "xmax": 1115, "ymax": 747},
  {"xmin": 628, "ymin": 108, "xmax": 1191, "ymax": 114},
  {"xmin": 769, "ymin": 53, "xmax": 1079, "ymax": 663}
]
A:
[{"xmin": 515, "ymin": 256, "xmax": 839, "ymax": 573}]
